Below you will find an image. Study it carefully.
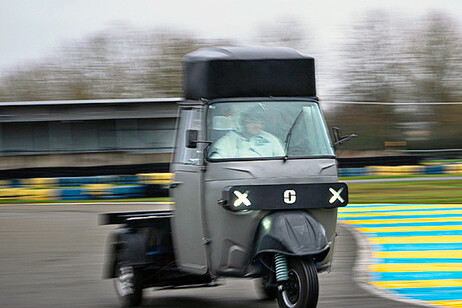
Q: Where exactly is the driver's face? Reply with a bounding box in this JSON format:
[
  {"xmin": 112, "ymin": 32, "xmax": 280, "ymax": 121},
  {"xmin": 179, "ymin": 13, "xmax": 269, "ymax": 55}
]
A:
[{"xmin": 244, "ymin": 120, "xmax": 263, "ymax": 136}]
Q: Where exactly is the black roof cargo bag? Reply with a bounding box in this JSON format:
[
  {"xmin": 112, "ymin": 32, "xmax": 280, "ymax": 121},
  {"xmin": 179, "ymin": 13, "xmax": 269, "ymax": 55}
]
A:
[{"xmin": 183, "ymin": 46, "xmax": 316, "ymax": 100}]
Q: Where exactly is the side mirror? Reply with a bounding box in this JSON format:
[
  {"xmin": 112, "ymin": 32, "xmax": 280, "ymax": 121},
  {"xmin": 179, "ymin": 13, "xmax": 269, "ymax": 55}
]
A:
[
  {"xmin": 332, "ymin": 127, "xmax": 342, "ymax": 144},
  {"xmin": 332, "ymin": 127, "xmax": 357, "ymax": 148},
  {"xmin": 186, "ymin": 129, "xmax": 198, "ymax": 148}
]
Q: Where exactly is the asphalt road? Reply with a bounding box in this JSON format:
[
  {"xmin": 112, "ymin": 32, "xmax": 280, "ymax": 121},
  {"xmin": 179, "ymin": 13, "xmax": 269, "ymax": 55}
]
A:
[{"xmin": 0, "ymin": 203, "xmax": 422, "ymax": 308}]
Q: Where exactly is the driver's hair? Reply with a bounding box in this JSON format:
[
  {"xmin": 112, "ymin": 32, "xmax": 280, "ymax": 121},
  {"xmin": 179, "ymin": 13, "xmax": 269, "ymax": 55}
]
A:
[{"xmin": 239, "ymin": 106, "xmax": 265, "ymax": 126}]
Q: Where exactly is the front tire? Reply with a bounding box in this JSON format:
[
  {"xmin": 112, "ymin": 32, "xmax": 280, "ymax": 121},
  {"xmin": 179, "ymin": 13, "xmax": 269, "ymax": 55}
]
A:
[
  {"xmin": 114, "ymin": 261, "xmax": 143, "ymax": 307},
  {"xmin": 276, "ymin": 258, "xmax": 318, "ymax": 308}
]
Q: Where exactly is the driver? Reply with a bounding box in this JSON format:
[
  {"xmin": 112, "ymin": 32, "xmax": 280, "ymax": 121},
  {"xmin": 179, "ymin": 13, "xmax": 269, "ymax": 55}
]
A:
[{"xmin": 210, "ymin": 107, "xmax": 284, "ymax": 158}]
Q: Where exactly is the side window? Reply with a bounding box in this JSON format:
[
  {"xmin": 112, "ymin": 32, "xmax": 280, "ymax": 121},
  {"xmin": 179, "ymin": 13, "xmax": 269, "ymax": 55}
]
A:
[{"xmin": 174, "ymin": 108, "xmax": 202, "ymax": 165}]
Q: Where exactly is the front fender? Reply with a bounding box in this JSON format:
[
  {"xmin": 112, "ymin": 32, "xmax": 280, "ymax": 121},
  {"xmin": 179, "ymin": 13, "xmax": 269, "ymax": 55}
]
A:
[{"xmin": 253, "ymin": 211, "xmax": 329, "ymax": 261}]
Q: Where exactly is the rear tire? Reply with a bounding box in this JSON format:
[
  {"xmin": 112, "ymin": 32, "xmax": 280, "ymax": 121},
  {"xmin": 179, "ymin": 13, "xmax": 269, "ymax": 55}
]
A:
[
  {"xmin": 114, "ymin": 261, "xmax": 143, "ymax": 307},
  {"xmin": 276, "ymin": 257, "xmax": 318, "ymax": 308}
]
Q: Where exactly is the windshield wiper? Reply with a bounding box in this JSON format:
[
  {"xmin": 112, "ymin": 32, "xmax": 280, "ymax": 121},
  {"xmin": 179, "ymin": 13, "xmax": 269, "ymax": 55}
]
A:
[{"xmin": 283, "ymin": 108, "xmax": 304, "ymax": 162}]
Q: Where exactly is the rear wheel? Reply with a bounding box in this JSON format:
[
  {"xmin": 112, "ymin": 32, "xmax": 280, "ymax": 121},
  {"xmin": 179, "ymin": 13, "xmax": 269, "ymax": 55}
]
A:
[
  {"xmin": 276, "ymin": 258, "xmax": 318, "ymax": 308},
  {"xmin": 114, "ymin": 261, "xmax": 143, "ymax": 307}
]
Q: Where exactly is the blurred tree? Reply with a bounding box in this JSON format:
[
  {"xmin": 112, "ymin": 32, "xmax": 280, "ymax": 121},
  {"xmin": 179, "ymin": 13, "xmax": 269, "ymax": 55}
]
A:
[
  {"xmin": 337, "ymin": 11, "xmax": 405, "ymax": 103},
  {"xmin": 334, "ymin": 10, "xmax": 462, "ymax": 104},
  {"xmin": 143, "ymin": 33, "xmax": 204, "ymax": 97},
  {"xmin": 328, "ymin": 12, "xmax": 403, "ymax": 151},
  {"xmin": 406, "ymin": 12, "xmax": 462, "ymax": 103},
  {"xmin": 0, "ymin": 25, "xmax": 234, "ymax": 102},
  {"xmin": 402, "ymin": 13, "xmax": 462, "ymax": 149},
  {"xmin": 326, "ymin": 11, "xmax": 462, "ymax": 152}
]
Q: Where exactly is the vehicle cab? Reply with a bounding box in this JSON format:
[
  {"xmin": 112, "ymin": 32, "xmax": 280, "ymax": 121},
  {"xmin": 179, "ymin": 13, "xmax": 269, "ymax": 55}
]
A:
[{"xmin": 102, "ymin": 46, "xmax": 349, "ymax": 308}]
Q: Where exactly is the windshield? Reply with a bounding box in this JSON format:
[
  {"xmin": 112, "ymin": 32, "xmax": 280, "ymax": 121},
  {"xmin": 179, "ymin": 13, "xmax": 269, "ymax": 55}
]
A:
[{"xmin": 207, "ymin": 101, "xmax": 334, "ymax": 160}]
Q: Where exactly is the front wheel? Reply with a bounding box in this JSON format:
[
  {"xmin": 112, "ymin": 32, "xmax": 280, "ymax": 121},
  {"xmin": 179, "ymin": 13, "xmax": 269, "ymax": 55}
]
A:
[
  {"xmin": 114, "ymin": 261, "xmax": 143, "ymax": 307},
  {"xmin": 276, "ymin": 258, "xmax": 319, "ymax": 308}
]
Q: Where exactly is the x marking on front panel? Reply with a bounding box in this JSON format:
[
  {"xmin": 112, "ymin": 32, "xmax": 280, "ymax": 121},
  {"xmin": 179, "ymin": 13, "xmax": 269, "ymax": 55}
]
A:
[
  {"xmin": 329, "ymin": 187, "xmax": 344, "ymax": 204},
  {"xmin": 233, "ymin": 190, "xmax": 251, "ymax": 207}
]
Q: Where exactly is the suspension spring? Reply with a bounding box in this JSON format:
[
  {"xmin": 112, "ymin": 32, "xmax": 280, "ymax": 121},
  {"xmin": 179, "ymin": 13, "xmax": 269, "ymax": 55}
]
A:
[{"xmin": 274, "ymin": 253, "xmax": 288, "ymax": 281}]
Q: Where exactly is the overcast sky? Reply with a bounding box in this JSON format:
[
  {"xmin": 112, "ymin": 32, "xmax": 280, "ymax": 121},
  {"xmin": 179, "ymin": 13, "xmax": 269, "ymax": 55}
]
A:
[{"xmin": 1, "ymin": 0, "xmax": 462, "ymax": 72}]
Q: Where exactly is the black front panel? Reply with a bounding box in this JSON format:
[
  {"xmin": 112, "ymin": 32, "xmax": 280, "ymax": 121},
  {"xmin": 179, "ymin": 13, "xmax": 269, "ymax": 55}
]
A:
[{"xmin": 221, "ymin": 183, "xmax": 348, "ymax": 211}]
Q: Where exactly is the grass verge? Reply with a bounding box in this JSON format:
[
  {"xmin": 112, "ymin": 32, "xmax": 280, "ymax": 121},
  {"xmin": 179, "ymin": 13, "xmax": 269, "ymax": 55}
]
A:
[
  {"xmin": 339, "ymin": 174, "xmax": 460, "ymax": 181},
  {"xmin": 348, "ymin": 180, "xmax": 462, "ymax": 204}
]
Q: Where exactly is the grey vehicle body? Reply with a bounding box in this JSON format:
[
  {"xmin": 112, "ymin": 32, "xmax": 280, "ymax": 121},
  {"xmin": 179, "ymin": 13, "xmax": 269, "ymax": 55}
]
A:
[
  {"xmin": 172, "ymin": 104, "xmax": 340, "ymax": 277},
  {"xmin": 101, "ymin": 46, "xmax": 349, "ymax": 308}
]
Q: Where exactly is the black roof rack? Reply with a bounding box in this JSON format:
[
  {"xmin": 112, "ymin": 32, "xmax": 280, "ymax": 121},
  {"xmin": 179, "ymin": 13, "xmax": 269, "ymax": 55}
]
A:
[{"xmin": 183, "ymin": 46, "xmax": 316, "ymax": 100}]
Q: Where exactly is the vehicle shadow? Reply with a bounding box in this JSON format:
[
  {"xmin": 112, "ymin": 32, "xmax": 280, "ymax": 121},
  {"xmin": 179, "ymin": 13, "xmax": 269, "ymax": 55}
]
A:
[{"xmin": 143, "ymin": 296, "xmax": 278, "ymax": 308}]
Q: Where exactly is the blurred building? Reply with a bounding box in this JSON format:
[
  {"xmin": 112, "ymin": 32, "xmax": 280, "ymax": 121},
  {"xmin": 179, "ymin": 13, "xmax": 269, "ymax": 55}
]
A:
[
  {"xmin": 1, "ymin": 99, "xmax": 461, "ymax": 172},
  {"xmin": 0, "ymin": 98, "xmax": 179, "ymax": 170}
]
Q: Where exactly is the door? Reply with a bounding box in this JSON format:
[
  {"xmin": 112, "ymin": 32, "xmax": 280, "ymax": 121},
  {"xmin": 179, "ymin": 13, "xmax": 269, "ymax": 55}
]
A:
[{"xmin": 170, "ymin": 107, "xmax": 208, "ymax": 274}]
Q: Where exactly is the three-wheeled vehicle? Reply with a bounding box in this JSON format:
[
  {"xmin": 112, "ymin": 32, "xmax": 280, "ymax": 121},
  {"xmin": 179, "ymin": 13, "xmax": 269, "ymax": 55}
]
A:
[{"xmin": 100, "ymin": 46, "xmax": 351, "ymax": 308}]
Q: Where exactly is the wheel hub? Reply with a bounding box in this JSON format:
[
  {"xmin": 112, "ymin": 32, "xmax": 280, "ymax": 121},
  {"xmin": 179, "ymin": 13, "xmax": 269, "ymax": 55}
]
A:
[
  {"xmin": 115, "ymin": 265, "xmax": 135, "ymax": 297},
  {"xmin": 282, "ymin": 270, "xmax": 301, "ymax": 307}
]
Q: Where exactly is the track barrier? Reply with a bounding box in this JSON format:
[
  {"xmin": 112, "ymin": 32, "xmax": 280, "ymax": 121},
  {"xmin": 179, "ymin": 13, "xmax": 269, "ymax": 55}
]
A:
[
  {"xmin": 0, "ymin": 164, "xmax": 460, "ymax": 201},
  {"xmin": 0, "ymin": 172, "xmax": 171, "ymax": 201}
]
